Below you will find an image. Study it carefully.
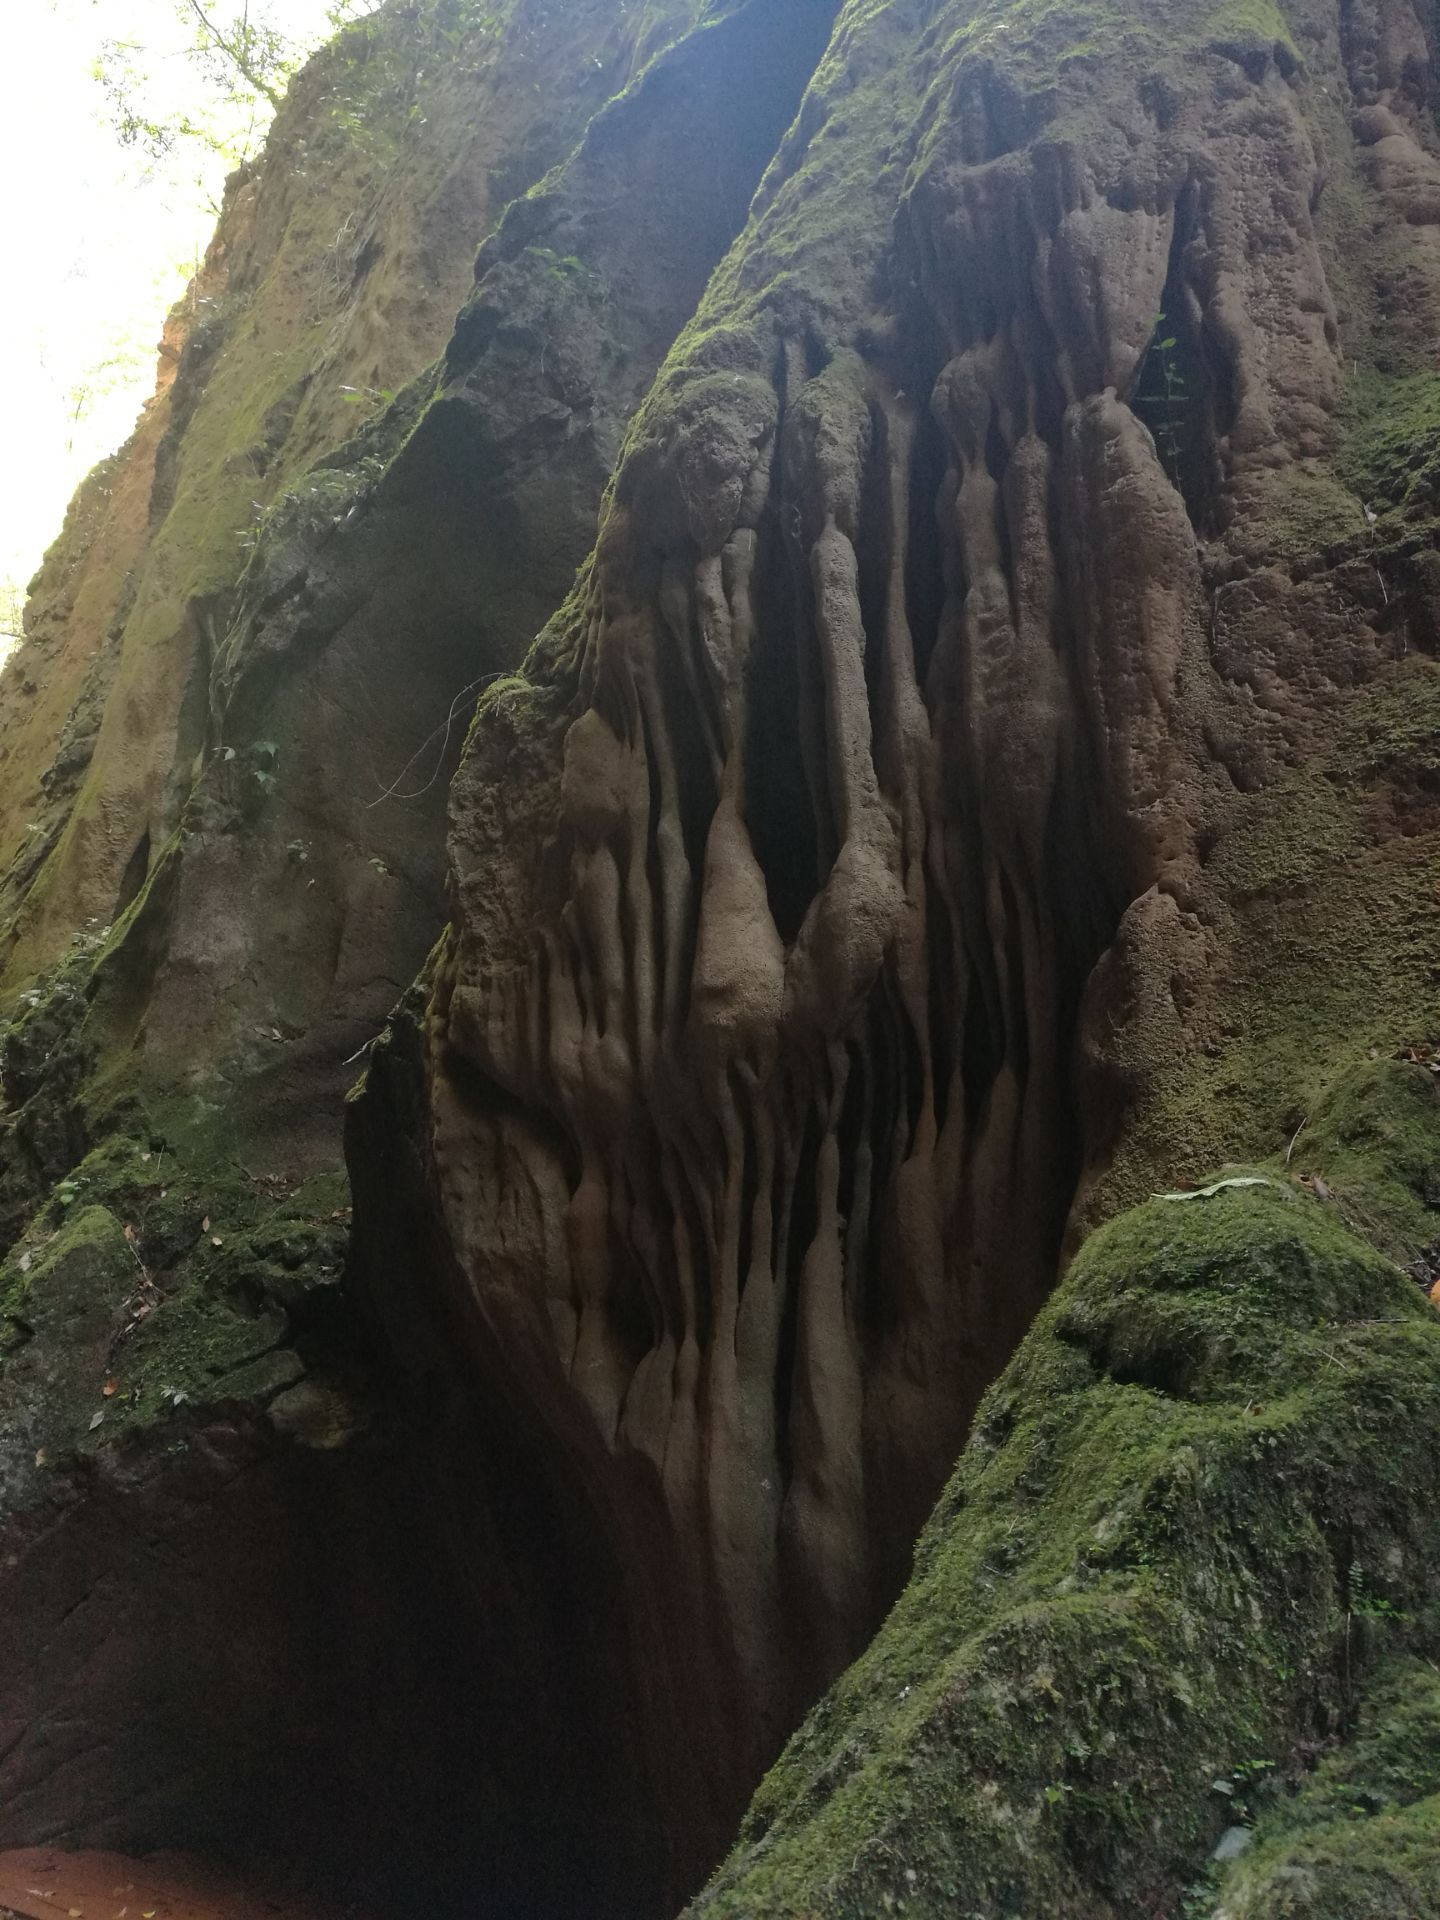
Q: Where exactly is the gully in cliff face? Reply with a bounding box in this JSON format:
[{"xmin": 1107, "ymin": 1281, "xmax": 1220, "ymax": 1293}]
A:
[
  {"xmin": 6, "ymin": 0, "xmax": 1440, "ymax": 1915},
  {"xmin": 354, "ymin": 0, "xmax": 1440, "ymax": 1902}
]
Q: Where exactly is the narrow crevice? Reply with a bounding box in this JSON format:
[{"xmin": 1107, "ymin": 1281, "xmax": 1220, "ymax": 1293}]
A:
[
  {"xmin": 905, "ymin": 404, "xmax": 949, "ymax": 686},
  {"xmin": 996, "ymin": 867, "xmax": 1031, "ymax": 1080},
  {"xmin": 732, "ymin": 1064, "xmax": 758, "ymax": 1299},
  {"xmin": 927, "ymin": 885, "xmax": 959, "ymax": 1137},
  {"xmin": 1128, "ymin": 183, "xmax": 1227, "ymax": 531},
  {"xmin": 835, "ymin": 1041, "xmax": 867, "ymax": 1240},
  {"xmin": 774, "ymin": 1098, "xmax": 823, "ymax": 1490},
  {"xmin": 744, "ymin": 483, "xmax": 825, "ymax": 942},
  {"xmin": 114, "ymin": 829, "xmax": 151, "ymax": 918},
  {"xmin": 638, "ymin": 692, "xmax": 669, "ymax": 1007}
]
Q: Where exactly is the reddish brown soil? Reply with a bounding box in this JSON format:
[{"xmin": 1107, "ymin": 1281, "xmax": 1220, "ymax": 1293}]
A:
[{"xmin": 0, "ymin": 1850, "xmax": 351, "ymax": 1920}]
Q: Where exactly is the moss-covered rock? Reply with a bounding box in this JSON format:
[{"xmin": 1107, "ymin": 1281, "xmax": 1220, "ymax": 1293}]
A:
[
  {"xmin": 1096, "ymin": 654, "xmax": 1440, "ymax": 1223},
  {"xmin": 1298, "ymin": 1058, "xmax": 1440, "ymax": 1271},
  {"xmin": 0, "ymin": 1119, "xmax": 351, "ymax": 1502},
  {"xmin": 1208, "ymin": 1657, "xmax": 1440, "ymax": 1917},
  {"xmin": 690, "ymin": 1177, "xmax": 1440, "ymax": 1917},
  {"xmin": 1341, "ymin": 370, "xmax": 1440, "ymax": 520}
]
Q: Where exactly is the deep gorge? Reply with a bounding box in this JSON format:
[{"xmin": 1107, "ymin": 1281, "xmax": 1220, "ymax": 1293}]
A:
[{"xmin": 3, "ymin": 1, "xmax": 1440, "ymax": 1915}]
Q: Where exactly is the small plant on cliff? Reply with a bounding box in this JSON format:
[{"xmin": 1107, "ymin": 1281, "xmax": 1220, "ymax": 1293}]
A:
[
  {"xmin": 1135, "ymin": 311, "xmax": 1190, "ymax": 483},
  {"xmin": 315, "ymin": 0, "xmax": 507, "ymax": 171},
  {"xmin": 248, "ymin": 738, "xmax": 280, "ymax": 793}
]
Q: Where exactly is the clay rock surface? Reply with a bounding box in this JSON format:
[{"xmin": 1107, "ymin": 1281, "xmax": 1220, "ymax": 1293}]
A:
[
  {"xmin": 0, "ymin": 2, "xmax": 842, "ymax": 1914},
  {"xmin": 1, "ymin": 0, "xmax": 1439, "ymax": 1913},
  {"xmin": 0, "ymin": 0, "xmax": 720, "ymax": 1194},
  {"xmin": 350, "ymin": 0, "xmax": 1440, "ymax": 1896}
]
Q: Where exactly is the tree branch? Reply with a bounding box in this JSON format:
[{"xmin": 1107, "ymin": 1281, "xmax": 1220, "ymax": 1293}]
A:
[{"xmin": 182, "ymin": 0, "xmax": 283, "ymax": 108}]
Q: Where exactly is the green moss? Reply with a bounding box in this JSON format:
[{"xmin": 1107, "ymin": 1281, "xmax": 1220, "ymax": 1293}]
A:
[
  {"xmin": 476, "ymin": 672, "xmax": 540, "ymax": 716},
  {"xmin": 115, "ymin": 1283, "xmax": 293, "ymax": 1428},
  {"xmin": 1216, "ymin": 1797, "xmax": 1440, "ymax": 1918},
  {"xmin": 911, "ymin": 0, "xmax": 1295, "ymax": 106},
  {"xmin": 922, "ymin": 0, "xmax": 1297, "ymax": 109},
  {"xmin": 1203, "ymin": 0, "xmax": 1294, "ymax": 40},
  {"xmin": 0, "ymin": 1122, "xmax": 349, "ymax": 1452},
  {"xmin": 691, "ymin": 1182, "xmax": 1440, "ymax": 1917},
  {"xmin": 1098, "ymin": 654, "xmax": 1440, "ymax": 1216},
  {"xmin": 1255, "ymin": 464, "xmax": 1371, "ymax": 562},
  {"xmin": 1340, "ymin": 371, "xmax": 1440, "ymax": 520},
  {"xmin": 0, "ymin": 1203, "xmax": 135, "ymax": 1444},
  {"xmin": 1331, "ymin": 660, "xmax": 1440, "ymax": 785},
  {"xmin": 0, "ymin": 1201, "xmax": 124, "ymax": 1325},
  {"xmin": 1296, "ymin": 1061, "xmax": 1440, "ymax": 1266},
  {"xmin": 1208, "ymin": 1659, "xmax": 1440, "ymax": 1918},
  {"xmin": 0, "ymin": 928, "xmax": 110, "ymax": 1243}
]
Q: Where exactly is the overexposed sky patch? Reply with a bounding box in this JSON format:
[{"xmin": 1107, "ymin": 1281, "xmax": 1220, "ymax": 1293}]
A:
[{"xmin": 0, "ymin": 0, "xmax": 339, "ymax": 638}]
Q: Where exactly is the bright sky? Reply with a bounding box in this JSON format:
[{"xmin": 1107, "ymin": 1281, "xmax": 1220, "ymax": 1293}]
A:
[{"xmin": 0, "ymin": 0, "xmax": 340, "ymax": 644}]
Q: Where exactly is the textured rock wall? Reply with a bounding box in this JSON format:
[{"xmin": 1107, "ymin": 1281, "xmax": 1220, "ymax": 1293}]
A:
[
  {"xmin": 0, "ymin": 2, "xmax": 840, "ymax": 1911},
  {"xmin": 691, "ymin": 1121, "xmax": 1440, "ymax": 1916},
  {"xmin": 349, "ymin": 0, "xmax": 1440, "ymax": 1898},
  {"xmin": 0, "ymin": 0, "xmax": 718, "ymax": 1184},
  {"xmin": 121, "ymin": 0, "xmax": 843, "ymax": 1172},
  {"xmin": 2, "ymin": 0, "xmax": 1439, "ymax": 1912}
]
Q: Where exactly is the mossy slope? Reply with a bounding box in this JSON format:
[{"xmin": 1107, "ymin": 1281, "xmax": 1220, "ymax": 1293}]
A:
[
  {"xmin": 1209, "ymin": 1656, "xmax": 1440, "ymax": 1918},
  {"xmin": 691, "ymin": 1172, "xmax": 1440, "ymax": 1917},
  {"xmin": 0, "ymin": 1114, "xmax": 351, "ymax": 1521}
]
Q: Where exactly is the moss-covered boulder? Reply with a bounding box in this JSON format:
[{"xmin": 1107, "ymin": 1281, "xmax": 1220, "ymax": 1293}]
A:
[
  {"xmin": 1209, "ymin": 1656, "xmax": 1440, "ymax": 1919},
  {"xmin": 0, "ymin": 1123, "xmax": 357, "ymax": 1508},
  {"xmin": 691, "ymin": 1177, "xmax": 1440, "ymax": 1917}
]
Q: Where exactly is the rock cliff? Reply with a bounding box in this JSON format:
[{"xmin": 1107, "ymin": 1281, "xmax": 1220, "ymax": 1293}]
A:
[{"xmin": 2, "ymin": 0, "xmax": 1439, "ymax": 1914}]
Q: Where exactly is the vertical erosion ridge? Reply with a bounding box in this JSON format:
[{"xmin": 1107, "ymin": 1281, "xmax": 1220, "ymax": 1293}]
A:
[
  {"xmin": 3, "ymin": 0, "xmax": 1439, "ymax": 1911},
  {"xmin": 0, "ymin": 2, "xmax": 847, "ymax": 1915},
  {"xmin": 351, "ymin": 0, "xmax": 1440, "ymax": 1902}
]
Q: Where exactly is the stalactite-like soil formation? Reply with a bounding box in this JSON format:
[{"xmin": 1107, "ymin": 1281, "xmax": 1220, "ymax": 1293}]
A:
[{"xmin": 3, "ymin": 0, "xmax": 1440, "ymax": 1915}]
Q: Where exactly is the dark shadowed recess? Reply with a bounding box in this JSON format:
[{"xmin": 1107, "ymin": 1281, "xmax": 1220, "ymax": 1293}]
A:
[{"xmin": 0, "ymin": 1378, "xmax": 662, "ymax": 1919}]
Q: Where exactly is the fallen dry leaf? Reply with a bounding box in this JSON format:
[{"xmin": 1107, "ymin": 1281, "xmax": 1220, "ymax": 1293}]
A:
[
  {"xmin": 88, "ymin": 1411, "xmax": 105, "ymax": 1431},
  {"xmin": 211, "ymin": 1234, "xmax": 223, "ymax": 1247},
  {"xmin": 201, "ymin": 1216, "xmax": 210, "ymax": 1232},
  {"xmin": 1159, "ymin": 1176, "xmax": 1274, "ymax": 1203},
  {"xmin": 103, "ymin": 1378, "xmax": 119, "ymax": 1397},
  {"xmin": 124, "ymin": 1224, "xmax": 137, "ymax": 1243}
]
